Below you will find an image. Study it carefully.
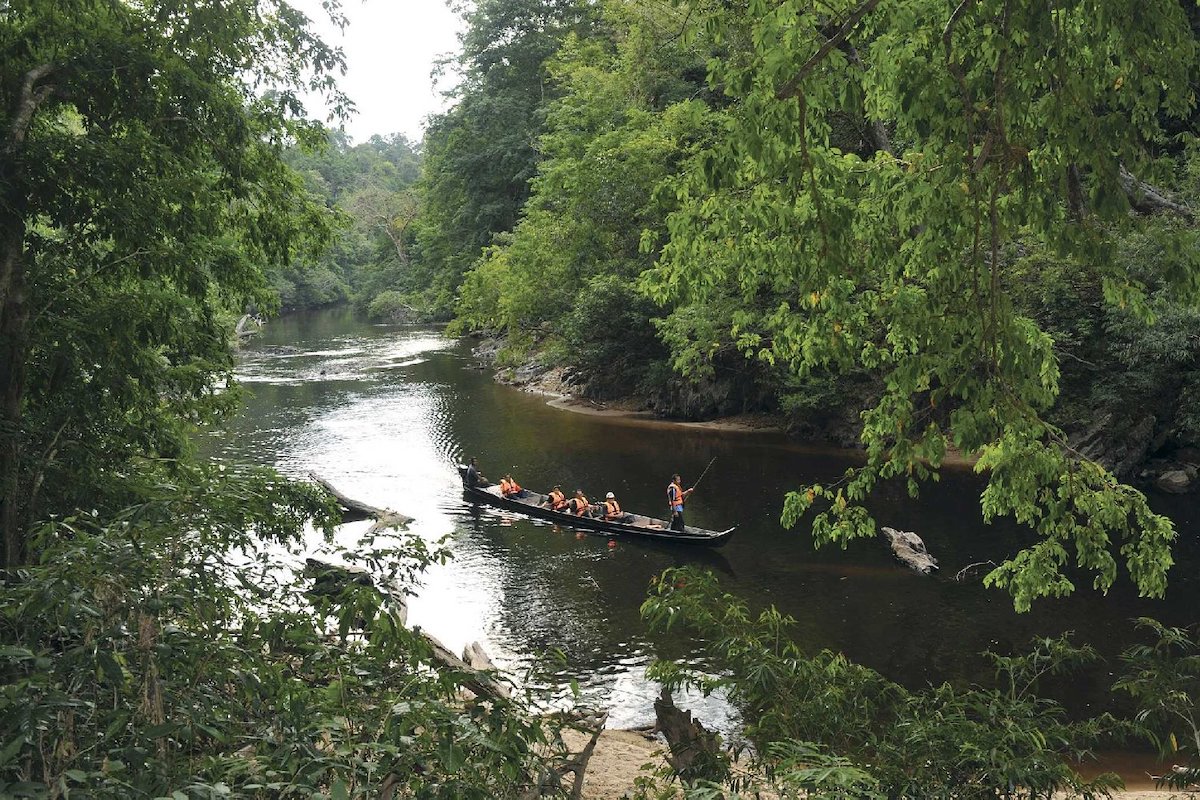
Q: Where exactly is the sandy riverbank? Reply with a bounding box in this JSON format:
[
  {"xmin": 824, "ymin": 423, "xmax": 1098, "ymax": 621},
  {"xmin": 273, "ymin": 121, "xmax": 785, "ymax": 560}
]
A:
[
  {"xmin": 568, "ymin": 729, "xmax": 1191, "ymax": 799},
  {"xmin": 543, "ymin": 393, "xmax": 979, "ymax": 466}
]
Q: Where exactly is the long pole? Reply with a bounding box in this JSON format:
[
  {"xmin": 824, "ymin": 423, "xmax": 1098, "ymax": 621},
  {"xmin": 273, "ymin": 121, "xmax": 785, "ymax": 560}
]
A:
[{"xmin": 691, "ymin": 457, "xmax": 717, "ymax": 490}]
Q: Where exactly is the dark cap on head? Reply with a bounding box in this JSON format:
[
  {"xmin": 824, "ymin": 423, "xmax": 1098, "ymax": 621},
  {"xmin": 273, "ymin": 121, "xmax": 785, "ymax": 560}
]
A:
[{"xmin": 470, "ymin": 457, "xmax": 478, "ymax": 464}]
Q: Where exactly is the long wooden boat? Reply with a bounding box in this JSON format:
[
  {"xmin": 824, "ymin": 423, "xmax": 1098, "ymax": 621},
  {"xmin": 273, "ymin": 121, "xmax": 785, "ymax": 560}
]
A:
[{"xmin": 457, "ymin": 465, "xmax": 735, "ymax": 547}]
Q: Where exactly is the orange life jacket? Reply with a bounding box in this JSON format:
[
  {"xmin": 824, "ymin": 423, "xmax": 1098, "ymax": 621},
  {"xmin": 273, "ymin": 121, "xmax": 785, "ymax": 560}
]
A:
[
  {"xmin": 573, "ymin": 494, "xmax": 589, "ymax": 515},
  {"xmin": 506, "ymin": 479, "xmax": 522, "ymax": 495},
  {"xmin": 499, "ymin": 478, "xmax": 514, "ymax": 495},
  {"xmin": 668, "ymin": 481, "xmax": 685, "ymax": 510},
  {"xmin": 605, "ymin": 499, "xmax": 621, "ymax": 517},
  {"xmin": 549, "ymin": 489, "xmax": 567, "ymax": 509}
]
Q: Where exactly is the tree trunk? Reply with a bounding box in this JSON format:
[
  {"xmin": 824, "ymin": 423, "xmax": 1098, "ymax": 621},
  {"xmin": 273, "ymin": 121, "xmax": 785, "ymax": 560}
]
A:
[
  {"xmin": 0, "ymin": 208, "xmax": 29, "ymax": 570},
  {"xmin": 2, "ymin": 63, "xmax": 54, "ymax": 569}
]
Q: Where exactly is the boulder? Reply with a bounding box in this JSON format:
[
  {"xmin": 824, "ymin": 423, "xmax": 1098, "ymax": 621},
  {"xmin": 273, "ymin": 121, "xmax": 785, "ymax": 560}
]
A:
[
  {"xmin": 1071, "ymin": 413, "xmax": 1158, "ymax": 481},
  {"xmin": 1155, "ymin": 469, "xmax": 1195, "ymax": 494}
]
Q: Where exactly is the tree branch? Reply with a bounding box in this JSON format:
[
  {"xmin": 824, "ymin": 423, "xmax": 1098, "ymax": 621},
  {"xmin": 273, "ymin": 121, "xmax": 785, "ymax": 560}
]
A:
[
  {"xmin": 1118, "ymin": 165, "xmax": 1195, "ymax": 220},
  {"xmin": 775, "ymin": 0, "xmax": 882, "ymax": 100},
  {"xmin": 7, "ymin": 64, "xmax": 55, "ymax": 151},
  {"xmin": 837, "ymin": 39, "xmax": 895, "ymax": 156}
]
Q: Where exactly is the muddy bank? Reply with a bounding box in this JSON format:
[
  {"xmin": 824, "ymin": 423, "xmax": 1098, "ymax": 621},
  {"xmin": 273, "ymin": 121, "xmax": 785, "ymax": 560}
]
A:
[{"xmin": 474, "ymin": 338, "xmax": 1194, "ymax": 489}]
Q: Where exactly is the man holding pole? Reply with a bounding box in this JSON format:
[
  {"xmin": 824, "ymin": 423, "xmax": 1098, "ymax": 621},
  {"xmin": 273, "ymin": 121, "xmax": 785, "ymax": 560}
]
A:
[
  {"xmin": 667, "ymin": 473, "xmax": 694, "ymax": 531},
  {"xmin": 667, "ymin": 458, "xmax": 715, "ymax": 531}
]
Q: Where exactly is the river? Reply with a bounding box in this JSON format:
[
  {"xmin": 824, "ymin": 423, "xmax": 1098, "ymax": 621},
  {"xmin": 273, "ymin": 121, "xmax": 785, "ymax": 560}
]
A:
[{"xmin": 205, "ymin": 307, "xmax": 1199, "ymax": 733}]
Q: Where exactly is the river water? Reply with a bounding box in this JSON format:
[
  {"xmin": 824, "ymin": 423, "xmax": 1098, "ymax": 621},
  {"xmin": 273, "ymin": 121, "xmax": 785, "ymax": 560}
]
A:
[{"xmin": 206, "ymin": 307, "xmax": 1199, "ymax": 733}]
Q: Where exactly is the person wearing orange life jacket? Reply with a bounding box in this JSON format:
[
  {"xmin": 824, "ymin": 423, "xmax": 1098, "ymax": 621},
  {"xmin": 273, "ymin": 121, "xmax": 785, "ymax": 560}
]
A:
[
  {"xmin": 543, "ymin": 485, "xmax": 568, "ymax": 511},
  {"xmin": 603, "ymin": 491, "xmax": 631, "ymax": 523},
  {"xmin": 570, "ymin": 489, "xmax": 593, "ymax": 517},
  {"xmin": 499, "ymin": 474, "xmax": 528, "ymax": 498},
  {"xmin": 666, "ymin": 473, "xmax": 694, "ymax": 531}
]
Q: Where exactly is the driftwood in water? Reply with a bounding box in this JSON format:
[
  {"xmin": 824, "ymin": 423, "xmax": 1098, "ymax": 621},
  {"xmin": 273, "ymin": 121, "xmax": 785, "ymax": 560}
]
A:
[
  {"xmin": 463, "ymin": 640, "xmax": 498, "ymax": 672},
  {"xmin": 309, "ymin": 472, "xmax": 414, "ymax": 533},
  {"xmin": 881, "ymin": 526, "xmax": 938, "ymax": 574},
  {"xmin": 653, "ymin": 688, "xmax": 728, "ymax": 782},
  {"xmin": 422, "ymin": 631, "xmax": 511, "ymax": 701},
  {"xmin": 954, "ymin": 560, "xmax": 995, "ymax": 582},
  {"xmin": 235, "ymin": 313, "xmax": 262, "ymax": 339}
]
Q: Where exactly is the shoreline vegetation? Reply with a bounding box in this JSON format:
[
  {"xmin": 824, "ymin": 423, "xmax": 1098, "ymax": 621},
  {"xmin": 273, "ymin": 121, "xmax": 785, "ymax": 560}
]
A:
[{"xmin": 568, "ymin": 730, "xmax": 1186, "ymax": 798}]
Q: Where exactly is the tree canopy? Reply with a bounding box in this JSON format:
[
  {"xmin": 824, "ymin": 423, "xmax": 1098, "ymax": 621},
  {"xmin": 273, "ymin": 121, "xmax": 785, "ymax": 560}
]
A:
[
  {"xmin": 425, "ymin": 0, "xmax": 1200, "ymax": 611},
  {"xmin": 0, "ymin": 0, "xmax": 347, "ymax": 564}
]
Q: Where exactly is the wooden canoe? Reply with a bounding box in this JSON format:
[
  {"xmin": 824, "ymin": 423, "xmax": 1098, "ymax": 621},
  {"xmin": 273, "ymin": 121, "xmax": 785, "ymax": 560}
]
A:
[{"xmin": 457, "ymin": 465, "xmax": 735, "ymax": 547}]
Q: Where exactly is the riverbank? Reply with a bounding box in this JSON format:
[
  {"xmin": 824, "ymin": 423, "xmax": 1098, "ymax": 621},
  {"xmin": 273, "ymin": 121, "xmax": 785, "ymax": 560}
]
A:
[
  {"xmin": 484, "ymin": 344, "xmax": 1200, "ymax": 481},
  {"xmin": 501, "ymin": 359, "xmax": 985, "ymax": 466},
  {"xmin": 570, "ymin": 729, "xmax": 1190, "ymax": 798}
]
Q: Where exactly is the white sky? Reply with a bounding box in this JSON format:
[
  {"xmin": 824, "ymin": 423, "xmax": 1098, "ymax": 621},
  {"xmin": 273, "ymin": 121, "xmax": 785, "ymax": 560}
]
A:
[{"xmin": 290, "ymin": 0, "xmax": 464, "ymax": 144}]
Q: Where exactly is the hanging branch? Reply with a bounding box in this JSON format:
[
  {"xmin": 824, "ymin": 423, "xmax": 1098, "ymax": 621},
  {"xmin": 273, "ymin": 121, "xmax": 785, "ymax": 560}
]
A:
[{"xmin": 775, "ymin": 0, "xmax": 883, "ymax": 100}]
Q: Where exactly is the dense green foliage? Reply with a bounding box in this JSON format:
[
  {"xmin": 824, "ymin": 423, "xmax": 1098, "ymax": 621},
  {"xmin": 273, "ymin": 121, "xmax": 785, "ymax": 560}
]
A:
[
  {"xmin": 0, "ymin": 0, "xmax": 349, "ymax": 565},
  {"xmin": 1115, "ymin": 618, "xmax": 1200, "ymax": 789},
  {"xmin": 0, "ymin": 4, "xmax": 586, "ymax": 797},
  {"xmin": 639, "ymin": 568, "xmax": 1140, "ymax": 798},
  {"xmin": 414, "ymin": 0, "xmax": 599, "ymax": 318},
  {"xmin": 0, "ymin": 465, "xmax": 580, "ymax": 798},
  {"xmin": 280, "ymin": 131, "xmax": 423, "ymax": 314},
  {"xmin": 413, "ymin": 0, "xmax": 1200, "ymax": 611}
]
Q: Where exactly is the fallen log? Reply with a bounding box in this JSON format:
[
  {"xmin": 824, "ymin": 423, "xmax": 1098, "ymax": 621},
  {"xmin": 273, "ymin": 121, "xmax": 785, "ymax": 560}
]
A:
[
  {"xmin": 421, "ymin": 630, "xmax": 511, "ymax": 700},
  {"xmin": 463, "ymin": 640, "xmax": 498, "ymax": 672},
  {"xmin": 235, "ymin": 313, "xmax": 262, "ymax": 339},
  {"xmin": 309, "ymin": 472, "xmax": 414, "ymax": 533},
  {"xmin": 880, "ymin": 526, "xmax": 938, "ymax": 574},
  {"xmin": 1118, "ymin": 165, "xmax": 1195, "ymax": 220},
  {"xmin": 552, "ymin": 710, "xmax": 608, "ymax": 800}
]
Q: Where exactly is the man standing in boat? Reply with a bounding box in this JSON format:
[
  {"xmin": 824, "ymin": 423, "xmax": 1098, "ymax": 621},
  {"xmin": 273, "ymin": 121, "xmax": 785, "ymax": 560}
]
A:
[{"xmin": 667, "ymin": 473, "xmax": 694, "ymax": 531}]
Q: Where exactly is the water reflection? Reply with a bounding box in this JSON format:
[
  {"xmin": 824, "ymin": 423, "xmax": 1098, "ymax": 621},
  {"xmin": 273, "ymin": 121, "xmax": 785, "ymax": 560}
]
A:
[{"xmin": 206, "ymin": 307, "xmax": 1200, "ymax": 732}]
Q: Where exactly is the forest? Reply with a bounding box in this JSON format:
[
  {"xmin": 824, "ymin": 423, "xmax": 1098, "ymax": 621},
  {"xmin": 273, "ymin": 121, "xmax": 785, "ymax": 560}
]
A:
[{"xmin": 2, "ymin": 0, "xmax": 1199, "ymax": 797}]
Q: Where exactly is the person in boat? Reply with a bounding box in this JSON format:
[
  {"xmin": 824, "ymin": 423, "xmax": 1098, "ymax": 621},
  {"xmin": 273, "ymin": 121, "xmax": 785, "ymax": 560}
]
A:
[
  {"xmin": 603, "ymin": 491, "xmax": 632, "ymax": 523},
  {"xmin": 667, "ymin": 473, "xmax": 694, "ymax": 531},
  {"xmin": 499, "ymin": 474, "xmax": 528, "ymax": 498},
  {"xmin": 465, "ymin": 457, "xmax": 487, "ymax": 488},
  {"xmin": 571, "ymin": 489, "xmax": 593, "ymax": 517},
  {"xmin": 542, "ymin": 484, "xmax": 569, "ymax": 511}
]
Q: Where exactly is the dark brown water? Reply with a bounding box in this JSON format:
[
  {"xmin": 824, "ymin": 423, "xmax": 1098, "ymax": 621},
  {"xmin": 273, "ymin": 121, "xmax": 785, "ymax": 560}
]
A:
[{"xmin": 206, "ymin": 307, "xmax": 1200, "ymax": 731}]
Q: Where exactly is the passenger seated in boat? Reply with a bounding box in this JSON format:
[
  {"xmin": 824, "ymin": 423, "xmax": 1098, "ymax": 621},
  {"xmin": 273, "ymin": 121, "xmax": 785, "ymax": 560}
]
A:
[
  {"xmin": 465, "ymin": 457, "xmax": 487, "ymax": 487},
  {"xmin": 570, "ymin": 489, "xmax": 593, "ymax": 517},
  {"xmin": 543, "ymin": 485, "xmax": 568, "ymax": 511},
  {"xmin": 499, "ymin": 474, "xmax": 528, "ymax": 498},
  {"xmin": 603, "ymin": 492, "xmax": 632, "ymax": 523}
]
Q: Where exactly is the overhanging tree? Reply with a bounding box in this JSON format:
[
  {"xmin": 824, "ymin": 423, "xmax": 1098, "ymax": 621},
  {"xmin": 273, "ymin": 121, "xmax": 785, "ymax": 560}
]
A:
[
  {"xmin": 0, "ymin": 0, "xmax": 347, "ymax": 567},
  {"xmin": 644, "ymin": 0, "xmax": 1200, "ymax": 609}
]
